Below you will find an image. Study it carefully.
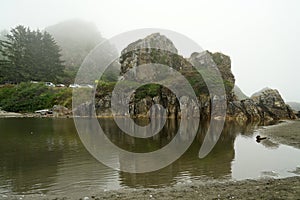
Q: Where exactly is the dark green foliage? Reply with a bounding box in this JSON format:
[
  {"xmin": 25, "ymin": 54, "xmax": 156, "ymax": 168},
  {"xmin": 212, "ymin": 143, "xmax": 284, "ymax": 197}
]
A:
[
  {"xmin": 95, "ymin": 81, "xmax": 116, "ymax": 98},
  {"xmin": 134, "ymin": 84, "xmax": 162, "ymax": 101},
  {"xmin": 0, "ymin": 25, "xmax": 65, "ymax": 83},
  {"xmin": 0, "ymin": 82, "xmax": 72, "ymax": 112},
  {"xmin": 95, "ymin": 81, "xmax": 161, "ymax": 102},
  {"xmin": 53, "ymin": 87, "xmax": 72, "ymax": 108}
]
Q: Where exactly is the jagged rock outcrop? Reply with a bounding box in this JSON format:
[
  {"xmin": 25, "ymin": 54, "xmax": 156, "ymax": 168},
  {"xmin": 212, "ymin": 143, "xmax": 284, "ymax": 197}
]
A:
[
  {"xmin": 119, "ymin": 33, "xmax": 192, "ymax": 76},
  {"xmin": 188, "ymin": 50, "xmax": 235, "ymax": 100},
  {"xmin": 113, "ymin": 33, "xmax": 236, "ymax": 119},
  {"xmin": 251, "ymin": 88, "xmax": 296, "ymax": 120},
  {"xmin": 117, "ymin": 33, "xmax": 196, "ymax": 118},
  {"xmin": 227, "ymin": 88, "xmax": 296, "ymax": 123},
  {"xmin": 227, "ymin": 99, "xmax": 261, "ymax": 123},
  {"xmin": 121, "ymin": 33, "xmax": 178, "ymax": 55},
  {"xmin": 95, "ymin": 33, "xmax": 295, "ymax": 123}
]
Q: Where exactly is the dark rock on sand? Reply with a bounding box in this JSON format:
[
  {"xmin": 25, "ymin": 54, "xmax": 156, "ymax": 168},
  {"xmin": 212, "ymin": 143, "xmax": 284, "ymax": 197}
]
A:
[{"xmin": 251, "ymin": 88, "xmax": 296, "ymax": 121}]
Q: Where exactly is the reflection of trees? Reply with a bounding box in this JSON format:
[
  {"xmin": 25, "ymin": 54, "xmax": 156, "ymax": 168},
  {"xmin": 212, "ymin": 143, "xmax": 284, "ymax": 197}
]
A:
[
  {"xmin": 0, "ymin": 118, "xmax": 262, "ymax": 193},
  {"xmin": 118, "ymin": 119, "xmax": 257, "ymax": 188},
  {"xmin": 0, "ymin": 119, "xmax": 103, "ymax": 194},
  {"xmin": 99, "ymin": 118, "xmax": 179, "ymax": 153}
]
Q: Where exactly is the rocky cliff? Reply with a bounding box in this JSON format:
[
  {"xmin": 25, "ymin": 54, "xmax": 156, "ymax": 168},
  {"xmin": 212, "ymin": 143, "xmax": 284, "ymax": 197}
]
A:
[
  {"xmin": 228, "ymin": 88, "xmax": 296, "ymax": 123},
  {"xmin": 95, "ymin": 33, "xmax": 296, "ymax": 123}
]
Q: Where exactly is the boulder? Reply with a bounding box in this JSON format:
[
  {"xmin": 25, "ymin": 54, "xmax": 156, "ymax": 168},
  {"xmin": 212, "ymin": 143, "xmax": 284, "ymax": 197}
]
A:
[
  {"xmin": 52, "ymin": 105, "xmax": 71, "ymax": 117},
  {"xmin": 251, "ymin": 88, "xmax": 296, "ymax": 120}
]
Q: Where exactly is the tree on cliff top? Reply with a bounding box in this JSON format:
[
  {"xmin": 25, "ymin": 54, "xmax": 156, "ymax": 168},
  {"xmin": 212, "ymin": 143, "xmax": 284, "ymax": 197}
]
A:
[{"xmin": 0, "ymin": 25, "xmax": 64, "ymax": 83}]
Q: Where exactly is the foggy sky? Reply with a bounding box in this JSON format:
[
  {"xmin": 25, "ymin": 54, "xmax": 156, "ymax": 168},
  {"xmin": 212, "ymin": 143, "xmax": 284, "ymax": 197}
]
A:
[{"xmin": 1, "ymin": 0, "xmax": 299, "ymax": 101}]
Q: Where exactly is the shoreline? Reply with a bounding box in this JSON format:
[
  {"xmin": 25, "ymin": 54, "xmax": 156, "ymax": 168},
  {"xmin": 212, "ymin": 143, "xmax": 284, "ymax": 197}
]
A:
[
  {"xmin": 0, "ymin": 110, "xmax": 296, "ymax": 121},
  {"xmin": 5, "ymin": 176, "xmax": 300, "ymax": 200},
  {"xmin": 258, "ymin": 119, "xmax": 300, "ymax": 149},
  {"xmin": 1, "ymin": 114, "xmax": 299, "ymax": 200}
]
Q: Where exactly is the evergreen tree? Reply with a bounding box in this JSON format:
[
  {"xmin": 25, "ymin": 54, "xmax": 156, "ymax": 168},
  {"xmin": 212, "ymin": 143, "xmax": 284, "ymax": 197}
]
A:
[{"xmin": 0, "ymin": 25, "xmax": 65, "ymax": 83}]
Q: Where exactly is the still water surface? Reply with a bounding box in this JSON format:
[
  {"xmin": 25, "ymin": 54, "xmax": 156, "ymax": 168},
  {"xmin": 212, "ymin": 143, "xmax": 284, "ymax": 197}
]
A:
[{"xmin": 0, "ymin": 118, "xmax": 299, "ymax": 196}]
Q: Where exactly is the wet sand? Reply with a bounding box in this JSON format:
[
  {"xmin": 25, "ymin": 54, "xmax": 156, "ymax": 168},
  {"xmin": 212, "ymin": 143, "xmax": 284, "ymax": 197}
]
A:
[
  {"xmin": 259, "ymin": 119, "xmax": 300, "ymax": 149},
  {"xmin": 5, "ymin": 176, "xmax": 299, "ymax": 200}
]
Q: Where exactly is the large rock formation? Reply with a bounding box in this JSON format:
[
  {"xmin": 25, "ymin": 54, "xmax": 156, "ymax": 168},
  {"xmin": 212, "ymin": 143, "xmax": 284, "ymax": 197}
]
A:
[
  {"xmin": 95, "ymin": 33, "xmax": 295, "ymax": 123},
  {"xmin": 188, "ymin": 50, "xmax": 235, "ymax": 100},
  {"xmin": 119, "ymin": 33, "xmax": 192, "ymax": 76},
  {"xmin": 115, "ymin": 33, "xmax": 234, "ymax": 119},
  {"xmin": 228, "ymin": 88, "xmax": 296, "ymax": 123},
  {"xmin": 251, "ymin": 88, "xmax": 295, "ymax": 120}
]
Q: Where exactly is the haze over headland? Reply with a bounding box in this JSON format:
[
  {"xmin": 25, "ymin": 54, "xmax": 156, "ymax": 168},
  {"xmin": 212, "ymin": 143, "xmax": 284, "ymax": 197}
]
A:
[{"xmin": 1, "ymin": 0, "xmax": 299, "ymax": 101}]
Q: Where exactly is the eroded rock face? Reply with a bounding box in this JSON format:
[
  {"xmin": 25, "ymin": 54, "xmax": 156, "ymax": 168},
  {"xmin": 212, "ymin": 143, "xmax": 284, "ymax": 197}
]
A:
[
  {"xmin": 95, "ymin": 33, "xmax": 295, "ymax": 123},
  {"xmin": 119, "ymin": 33, "xmax": 192, "ymax": 77},
  {"xmin": 117, "ymin": 33, "xmax": 197, "ymax": 118},
  {"xmin": 227, "ymin": 99, "xmax": 262, "ymax": 123},
  {"xmin": 227, "ymin": 88, "xmax": 296, "ymax": 123},
  {"xmin": 251, "ymin": 88, "xmax": 296, "ymax": 120},
  {"xmin": 115, "ymin": 33, "xmax": 237, "ymax": 119},
  {"xmin": 188, "ymin": 51, "xmax": 235, "ymax": 100}
]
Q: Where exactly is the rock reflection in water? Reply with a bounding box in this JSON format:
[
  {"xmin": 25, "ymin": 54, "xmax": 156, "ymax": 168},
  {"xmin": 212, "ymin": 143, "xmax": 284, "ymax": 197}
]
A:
[
  {"xmin": 2, "ymin": 118, "xmax": 297, "ymax": 195},
  {"xmin": 104, "ymin": 119, "xmax": 251, "ymax": 188}
]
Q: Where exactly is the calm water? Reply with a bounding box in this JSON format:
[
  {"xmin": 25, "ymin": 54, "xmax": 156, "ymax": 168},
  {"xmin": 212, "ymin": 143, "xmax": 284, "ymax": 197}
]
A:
[{"xmin": 0, "ymin": 118, "xmax": 299, "ymax": 196}]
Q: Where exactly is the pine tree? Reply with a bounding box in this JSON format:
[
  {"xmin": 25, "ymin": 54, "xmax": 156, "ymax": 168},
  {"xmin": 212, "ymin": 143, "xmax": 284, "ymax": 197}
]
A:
[{"xmin": 0, "ymin": 25, "xmax": 65, "ymax": 83}]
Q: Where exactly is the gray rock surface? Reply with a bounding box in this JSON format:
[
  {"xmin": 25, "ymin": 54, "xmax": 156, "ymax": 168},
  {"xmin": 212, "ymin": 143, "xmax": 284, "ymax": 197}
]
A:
[
  {"xmin": 251, "ymin": 88, "xmax": 296, "ymax": 120},
  {"xmin": 95, "ymin": 33, "xmax": 296, "ymax": 123}
]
